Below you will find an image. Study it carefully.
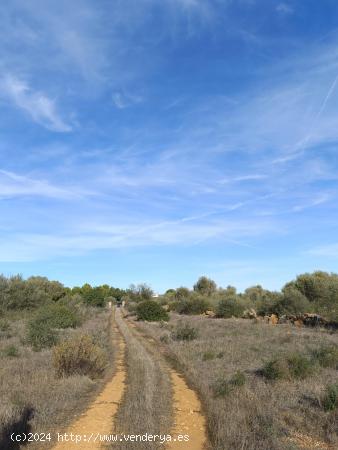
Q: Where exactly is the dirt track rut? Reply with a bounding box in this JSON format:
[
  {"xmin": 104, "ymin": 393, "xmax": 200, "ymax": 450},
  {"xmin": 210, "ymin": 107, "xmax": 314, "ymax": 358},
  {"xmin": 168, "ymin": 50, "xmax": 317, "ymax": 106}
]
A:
[
  {"xmin": 52, "ymin": 309, "xmax": 207, "ymax": 449},
  {"xmin": 124, "ymin": 317, "xmax": 206, "ymax": 450},
  {"xmin": 52, "ymin": 312, "xmax": 126, "ymax": 449}
]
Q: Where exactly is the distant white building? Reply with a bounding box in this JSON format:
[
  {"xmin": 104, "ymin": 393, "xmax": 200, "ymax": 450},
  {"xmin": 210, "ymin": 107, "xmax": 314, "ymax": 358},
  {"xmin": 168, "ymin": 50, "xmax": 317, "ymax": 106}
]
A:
[{"xmin": 152, "ymin": 293, "xmax": 159, "ymax": 298}]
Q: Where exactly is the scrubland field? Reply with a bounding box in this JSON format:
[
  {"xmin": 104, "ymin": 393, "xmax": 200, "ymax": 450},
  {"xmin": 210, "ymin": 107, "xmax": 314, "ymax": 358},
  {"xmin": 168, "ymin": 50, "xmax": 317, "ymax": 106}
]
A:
[
  {"xmin": 0, "ymin": 308, "xmax": 113, "ymax": 449},
  {"xmin": 0, "ymin": 272, "xmax": 337, "ymax": 450},
  {"xmin": 0, "ymin": 277, "xmax": 115, "ymax": 449},
  {"xmin": 137, "ymin": 314, "xmax": 338, "ymax": 450}
]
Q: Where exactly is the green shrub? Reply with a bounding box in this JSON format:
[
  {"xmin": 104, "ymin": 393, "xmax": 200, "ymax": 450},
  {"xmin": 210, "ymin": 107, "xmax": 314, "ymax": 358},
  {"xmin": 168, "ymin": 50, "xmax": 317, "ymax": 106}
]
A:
[
  {"xmin": 2, "ymin": 344, "xmax": 19, "ymax": 357},
  {"xmin": 229, "ymin": 371, "xmax": 246, "ymax": 387},
  {"xmin": 212, "ymin": 377, "xmax": 231, "ymax": 397},
  {"xmin": 174, "ymin": 287, "xmax": 190, "ymax": 301},
  {"xmin": 312, "ymin": 345, "xmax": 338, "ymax": 369},
  {"xmin": 255, "ymin": 293, "xmax": 281, "ymax": 316},
  {"xmin": 193, "ymin": 276, "xmax": 217, "ymax": 296},
  {"xmin": 136, "ymin": 300, "xmax": 169, "ymax": 321},
  {"xmin": 262, "ymin": 358, "xmax": 290, "ymax": 380},
  {"xmin": 202, "ymin": 351, "xmax": 215, "ymax": 361},
  {"xmin": 0, "ymin": 319, "xmax": 11, "ymax": 338},
  {"xmin": 287, "ymin": 353, "xmax": 313, "ymax": 379},
  {"xmin": 160, "ymin": 334, "xmax": 170, "ymax": 344},
  {"xmin": 53, "ymin": 334, "xmax": 107, "ymax": 379},
  {"xmin": 262, "ymin": 353, "xmax": 313, "ymax": 380},
  {"xmin": 34, "ymin": 304, "xmax": 81, "ymax": 329},
  {"xmin": 216, "ymin": 296, "xmax": 245, "ymax": 318},
  {"xmin": 84, "ymin": 288, "xmax": 106, "ymax": 307},
  {"xmin": 212, "ymin": 371, "xmax": 246, "ymax": 398},
  {"xmin": 0, "ymin": 319, "xmax": 10, "ymax": 332},
  {"xmin": 322, "ymin": 384, "xmax": 338, "ymax": 411},
  {"xmin": 172, "ymin": 322, "xmax": 198, "ymax": 341},
  {"xmin": 174, "ymin": 296, "xmax": 209, "ymax": 315},
  {"xmin": 275, "ymin": 287, "xmax": 312, "ymax": 316},
  {"xmin": 27, "ymin": 320, "xmax": 58, "ymax": 351}
]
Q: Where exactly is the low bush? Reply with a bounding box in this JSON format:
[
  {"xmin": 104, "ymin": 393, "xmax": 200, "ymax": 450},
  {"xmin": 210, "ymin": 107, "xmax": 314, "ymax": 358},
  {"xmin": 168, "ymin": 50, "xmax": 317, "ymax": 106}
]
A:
[
  {"xmin": 2, "ymin": 344, "xmax": 19, "ymax": 357},
  {"xmin": 0, "ymin": 319, "xmax": 10, "ymax": 332},
  {"xmin": 255, "ymin": 294, "xmax": 281, "ymax": 316},
  {"xmin": 262, "ymin": 353, "xmax": 313, "ymax": 380},
  {"xmin": 34, "ymin": 304, "xmax": 81, "ymax": 329},
  {"xmin": 312, "ymin": 345, "xmax": 338, "ymax": 369},
  {"xmin": 160, "ymin": 334, "xmax": 170, "ymax": 344},
  {"xmin": 229, "ymin": 371, "xmax": 246, "ymax": 387},
  {"xmin": 275, "ymin": 287, "xmax": 312, "ymax": 316},
  {"xmin": 81, "ymin": 286, "xmax": 106, "ymax": 307},
  {"xmin": 53, "ymin": 334, "xmax": 107, "ymax": 379},
  {"xmin": 202, "ymin": 351, "xmax": 215, "ymax": 361},
  {"xmin": 216, "ymin": 296, "xmax": 245, "ymax": 318},
  {"xmin": 287, "ymin": 353, "xmax": 313, "ymax": 379},
  {"xmin": 136, "ymin": 300, "xmax": 169, "ymax": 322},
  {"xmin": 173, "ymin": 295, "xmax": 210, "ymax": 315},
  {"xmin": 172, "ymin": 322, "xmax": 198, "ymax": 341},
  {"xmin": 212, "ymin": 377, "xmax": 231, "ymax": 397},
  {"xmin": 262, "ymin": 358, "xmax": 290, "ymax": 380},
  {"xmin": 322, "ymin": 384, "xmax": 338, "ymax": 411},
  {"xmin": 212, "ymin": 371, "xmax": 246, "ymax": 398},
  {"xmin": 0, "ymin": 319, "xmax": 11, "ymax": 339},
  {"xmin": 26, "ymin": 319, "xmax": 58, "ymax": 351}
]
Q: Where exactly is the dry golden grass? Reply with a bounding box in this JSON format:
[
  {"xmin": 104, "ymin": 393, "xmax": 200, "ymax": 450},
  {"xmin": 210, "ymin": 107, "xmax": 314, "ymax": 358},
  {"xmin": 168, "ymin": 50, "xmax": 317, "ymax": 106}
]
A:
[
  {"xmin": 0, "ymin": 307, "xmax": 113, "ymax": 449},
  {"xmin": 137, "ymin": 314, "xmax": 338, "ymax": 450}
]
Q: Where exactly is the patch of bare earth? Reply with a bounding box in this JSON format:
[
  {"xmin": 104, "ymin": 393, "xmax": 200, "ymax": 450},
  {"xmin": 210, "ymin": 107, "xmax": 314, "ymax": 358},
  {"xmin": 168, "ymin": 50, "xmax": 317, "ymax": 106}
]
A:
[{"xmin": 168, "ymin": 370, "xmax": 206, "ymax": 450}]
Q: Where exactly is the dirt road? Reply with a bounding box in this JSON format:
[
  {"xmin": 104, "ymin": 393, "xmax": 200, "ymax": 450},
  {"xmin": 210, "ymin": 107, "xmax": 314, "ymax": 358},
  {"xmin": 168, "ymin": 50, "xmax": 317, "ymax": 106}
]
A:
[
  {"xmin": 52, "ymin": 309, "xmax": 207, "ymax": 449},
  {"xmin": 122, "ymin": 315, "xmax": 206, "ymax": 450},
  {"xmin": 52, "ymin": 312, "xmax": 126, "ymax": 449}
]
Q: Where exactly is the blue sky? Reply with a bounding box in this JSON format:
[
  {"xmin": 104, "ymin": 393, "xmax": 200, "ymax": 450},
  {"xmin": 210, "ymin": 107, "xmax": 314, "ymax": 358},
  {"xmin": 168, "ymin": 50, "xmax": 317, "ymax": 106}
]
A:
[{"xmin": 1, "ymin": 0, "xmax": 338, "ymax": 292}]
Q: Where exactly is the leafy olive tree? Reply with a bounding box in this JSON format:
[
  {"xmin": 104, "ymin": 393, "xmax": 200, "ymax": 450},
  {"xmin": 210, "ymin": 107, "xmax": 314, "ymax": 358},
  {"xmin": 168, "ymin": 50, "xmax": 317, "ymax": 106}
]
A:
[{"xmin": 193, "ymin": 276, "xmax": 217, "ymax": 296}]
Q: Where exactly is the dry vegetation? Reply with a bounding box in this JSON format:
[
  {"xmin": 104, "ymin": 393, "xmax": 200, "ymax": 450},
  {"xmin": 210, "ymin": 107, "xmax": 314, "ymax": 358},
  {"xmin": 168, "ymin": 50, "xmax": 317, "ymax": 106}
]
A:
[
  {"xmin": 111, "ymin": 311, "xmax": 172, "ymax": 450},
  {"xmin": 0, "ymin": 307, "xmax": 113, "ymax": 449},
  {"xmin": 137, "ymin": 314, "xmax": 338, "ymax": 450}
]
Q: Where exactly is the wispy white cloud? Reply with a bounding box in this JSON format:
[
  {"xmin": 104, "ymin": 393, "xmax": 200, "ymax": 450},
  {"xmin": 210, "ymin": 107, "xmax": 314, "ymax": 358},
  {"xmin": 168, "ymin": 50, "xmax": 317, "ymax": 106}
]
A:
[
  {"xmin": 0, "ymin": 215, "xmax": 275, "ymax": 262},
  {"xmin": 112, "ymin": 91, "xmax": 143, "ymax": 109},
  {"xmin": 218, "ymin": 174, "xmax": 267, "ymax": 184},
  {"xmin": 0, "ymin": 0, "xmax": 337, "ymax": 279},
  {"xmin": 0, "ymin": 75, "xmax": 71, "ymax": 132},
  {"xmin": 276, "ymin": 3, "xmax": 293, "ymax": 15},
  {"xmin": 0, "ymin": 169, "xmax": 85, "ymax": 199},
  {"xmin": 291, "ymin": 192, "xmax": 332, "ymax": 212}
]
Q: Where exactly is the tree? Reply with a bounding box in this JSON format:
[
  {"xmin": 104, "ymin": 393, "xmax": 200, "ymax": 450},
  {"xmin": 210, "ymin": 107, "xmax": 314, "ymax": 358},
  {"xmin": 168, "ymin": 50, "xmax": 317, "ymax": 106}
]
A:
[
  {"xmin": 193, "ymin": 276, "xmax": 217, "ymax": 296},
  {"xmin": 285, "ymin": 271, "xmax": 338, "ymax": 320},
  {"xmin": 127, "ymin": 283, "xmax": 153, "ymax": 302},
  {"xmin": 275, "ymin": 286, "xmax": 312, "ymax": 316},
  {"xmin": 175, "ymin": 287, "xmax": 190, "ymax": 300},
  {"xmin": 216, "ymin": 296, "xmax": 245, "ymax": 318},
  {"xmin": 244, "ymin": 285, "xmax": 265, "ymax": 302},
  {"xmin": 136, "ymin": 300, "xmax": 169, "ymax": 321},
  {"xmin": 82, "ymin": 286, "xmax": 105, "ymax": 307},
  {"xmin": 0, "ymin": 274, "xmax": 67, "ymax": 310},
  {"xmin": 174, "ymin": 294, "xmax": 210, "ymax": 315}
]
